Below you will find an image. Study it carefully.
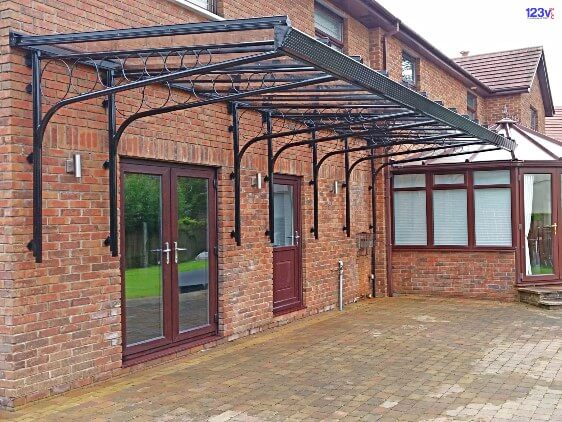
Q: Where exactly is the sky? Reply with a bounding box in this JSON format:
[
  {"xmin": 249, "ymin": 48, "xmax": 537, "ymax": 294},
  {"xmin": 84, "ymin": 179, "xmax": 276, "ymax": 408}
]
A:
[{"xmin": 375, "ymin": 0, "xmax": 562, "ymax": 106}]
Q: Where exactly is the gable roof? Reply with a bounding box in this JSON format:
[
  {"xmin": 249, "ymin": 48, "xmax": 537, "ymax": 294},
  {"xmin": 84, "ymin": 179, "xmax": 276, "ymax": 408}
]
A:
[
  {"xmin": 453, "ymin": 47, "xmax": 554, "ymax": 116},
  {"xmin": 453, "ymin": 47, "xmax": 542, "ymax": 91},
  {"xmin": 546, "ymin": 107, "xmax": 562, "ymax": 141}
]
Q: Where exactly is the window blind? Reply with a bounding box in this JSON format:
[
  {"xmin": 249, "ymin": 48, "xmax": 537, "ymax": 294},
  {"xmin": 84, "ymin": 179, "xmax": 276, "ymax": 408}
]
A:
[
  {"xmin": 394, "ymin": 191, "xmax": 427, "ymax": 245},
  {"xmin": 474, "ymin": 170, "xmax": 510, "ymax": 185},
  {"xmin": 314, "ymin": 4, "xmax": 343, "ymax": 41},
  {"xmin": 434, "ymin": 173, "xmax": 464, "ymax": 185},
  {"xmin": 433, "ymin": 189, "xmax": 468, "ymax": 245},
  {"xmin": 394, "ymin": 174, "xmax": 425, "ymax": 188},
  {"xmin": 474, "ymin": 188, "xmax": 512, "ymax": 246}
]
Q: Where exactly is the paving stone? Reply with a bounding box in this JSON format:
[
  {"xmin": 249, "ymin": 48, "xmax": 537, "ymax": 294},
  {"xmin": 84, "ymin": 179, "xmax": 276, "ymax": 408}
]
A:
[{"xmin": 3, "ymin": 297, "xmax": 562, "ymax": 421}]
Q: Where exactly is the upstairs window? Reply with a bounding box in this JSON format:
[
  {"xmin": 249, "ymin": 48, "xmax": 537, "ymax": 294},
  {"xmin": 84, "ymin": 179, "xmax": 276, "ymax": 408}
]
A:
[
  {"xmin": 182, "ymin": 0, "xmax": 216, "ymax": 12},
  {"xmin": 401, "ymin": 52, "xmax": 418, "ymax": 87},
  {"xmin": 530, "ymin": 106, "xmax": 538, "ymax": 131},
  {"xmin": 467, "ymin": 92, "xmax": 477, "ymax": 120},
  {"xmin": 314, "ymin": 3, "xmax": 344, "ymax": 52}
]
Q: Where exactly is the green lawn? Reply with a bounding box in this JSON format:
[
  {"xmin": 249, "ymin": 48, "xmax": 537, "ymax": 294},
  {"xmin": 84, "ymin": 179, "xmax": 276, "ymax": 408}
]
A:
[
  {"xmin": 125, "ymin": 259, "xmax": 207, "ymax": 299},
  {"xmin": 530, "ymin": 264, "xmax": 554, "ymax": 275}
]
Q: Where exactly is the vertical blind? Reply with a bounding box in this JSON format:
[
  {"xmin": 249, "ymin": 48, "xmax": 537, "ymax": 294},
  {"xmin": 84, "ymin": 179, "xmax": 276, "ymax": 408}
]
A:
[
  {"xmin": 433, "ymin": 189, "xmax": 468, "ymax": 245},
  {"xmin": 474, "ymin": 170, "xmax": 510, "ymax": 185},
  {"xmin": 393, "ymin": 191, "xmax": 427, "ymax": 245},
  {"xmin": 392, "ymin": 170, "xmax": 512, "ymax": 247},
  {"xmin": 314, "ymin": 4, "xmax": 343, "ymax": 42},
  {"xmin": 474, "ymin": 189, "xmax": 512, "ymax": 246}
]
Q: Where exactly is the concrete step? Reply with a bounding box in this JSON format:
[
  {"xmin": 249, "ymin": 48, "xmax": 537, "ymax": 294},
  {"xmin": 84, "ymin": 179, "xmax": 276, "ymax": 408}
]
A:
[
  {"xmin": 518, "ymin": 285, "xmax": 562, "ymax": 309},
  {"xmin": 538, "ymin": 299, "xmax": 562, "ymax": 309}
]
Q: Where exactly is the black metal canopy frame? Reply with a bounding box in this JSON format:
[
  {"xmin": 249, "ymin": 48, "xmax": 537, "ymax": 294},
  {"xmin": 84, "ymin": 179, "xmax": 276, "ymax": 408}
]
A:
[{"xmin": 9, "ymin": 16, "xmax": 515, "ymax": 263}]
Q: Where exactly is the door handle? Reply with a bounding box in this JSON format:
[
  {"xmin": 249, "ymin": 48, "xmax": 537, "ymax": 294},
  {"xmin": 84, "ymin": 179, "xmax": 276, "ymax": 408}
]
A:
[
  {"xmin": 174, "ymin": 241, "xmax": 188, "ymax": 264},
  {"xmin": 162, "ymin": 242, "xmax": 171, "ymax": 265},
  {"xmin": 294, "ymin": 230, "xmax": 300, "ymax": 246},
  {"xmin": 545, "ymin": 223, "xmax": 558, "ymax": 235}
]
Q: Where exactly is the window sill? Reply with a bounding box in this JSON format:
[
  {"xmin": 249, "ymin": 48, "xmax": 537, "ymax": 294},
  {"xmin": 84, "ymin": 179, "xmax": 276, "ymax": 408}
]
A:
[
  {"xmin": 392, "ymin": 246, "xmax": 516, "ymax": 253},
  {"xmin": 165, "ymin": 0, "xmax": 224, "ymax": 21}
]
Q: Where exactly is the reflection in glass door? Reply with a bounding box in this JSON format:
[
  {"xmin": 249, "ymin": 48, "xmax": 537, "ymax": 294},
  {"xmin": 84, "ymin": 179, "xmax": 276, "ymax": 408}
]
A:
[
  {"xmin": 523, "ymin": 173, "xmax": 556, "ymax": 276},
  {"xmin": 123, "ymin": 171, "xmax": 169, "ymax": 348},
  {"xmin": 122, "ymin": 162, "xmax": 216, "ymax": 360},
  {"xmin": 173, "ymin": 174, "xmax": 212, "ymax": 336}
]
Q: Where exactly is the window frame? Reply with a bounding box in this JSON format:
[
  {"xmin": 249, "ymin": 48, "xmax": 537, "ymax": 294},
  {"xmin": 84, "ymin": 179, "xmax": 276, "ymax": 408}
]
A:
[
  {"xmin": 392, "ymin": 176, "xmax": 428, "ymax": 246},
  {"xmin": 314, "ymin": 2, "xmax": 345, "ymax": 52},
  {"xmin": 177, "ymin": 0, "xmax": 218, "ymax": 13},
  {"xmin": 467, "ymin": 91, "xmax": 477, "ymax": 121},
  {"xmin": 530, "ymin": 106, "xmax": 539, "ymax": 131},
  {"xmin": 391, "ymin": 167, "xmax": 516, "ymax": 251},
  {"xmin": 401, "ymin": 51, "xmax": 419, "ymax": 88}
]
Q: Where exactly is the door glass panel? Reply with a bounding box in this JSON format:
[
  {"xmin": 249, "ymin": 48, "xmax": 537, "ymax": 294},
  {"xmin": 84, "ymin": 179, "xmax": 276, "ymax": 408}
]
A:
[
  {"xmin": 123, "ymin": 173, "xmax": 164, "ymax": 346},
  {"xmin": 524, "ymin": 174, "xmax": 553, "ymax": 275},
  {"xmin": 273, "ymin": 183, "xmax": 294, "ymax": 247},
  {"xmin": 176, "ymin": 177, "xmax": 210, "ymax": 332}
]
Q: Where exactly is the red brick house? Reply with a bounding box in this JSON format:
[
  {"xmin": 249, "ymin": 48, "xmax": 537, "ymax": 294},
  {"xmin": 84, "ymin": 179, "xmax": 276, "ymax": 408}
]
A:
[
  {"xmin": 0, "ymin": 0, "xmax": 555, "ymax": 410},
  {"xmin": 547, "ymin": 106, "xmax": 562, "ymax": 140},
  {"xmin": 389, "ymin": 47, "xmax": 558, "ymax": 300}
]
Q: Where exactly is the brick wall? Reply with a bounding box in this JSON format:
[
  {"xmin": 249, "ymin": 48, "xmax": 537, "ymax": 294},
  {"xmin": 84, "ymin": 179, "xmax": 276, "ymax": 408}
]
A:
[
  {"xmin": 521, "ymin": 77, "xmax": 546, "ymax": 133},
  {"xmin": 379, "ymin": 31, "xmax": 547, "ymax": 131},
  {"xmin": 384, "ymin": 36, "xmax": 485, "ymax": 122},
  {"xmin": 391, "ymin": 250, "xmax": 517, "ymax": 301},
  {"xmin": 484, "ymin": 93, "xmax": 522, "ymax": 127},
  {"xmin": 0, "ymin": 0, "xmax": 377, "ymax": 409}
]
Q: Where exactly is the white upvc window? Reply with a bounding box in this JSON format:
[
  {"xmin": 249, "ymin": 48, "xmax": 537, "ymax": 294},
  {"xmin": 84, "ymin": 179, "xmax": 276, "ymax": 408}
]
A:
[{"xmin": 314, "ymin": 2, "xmax": 344, "ymax": 51}]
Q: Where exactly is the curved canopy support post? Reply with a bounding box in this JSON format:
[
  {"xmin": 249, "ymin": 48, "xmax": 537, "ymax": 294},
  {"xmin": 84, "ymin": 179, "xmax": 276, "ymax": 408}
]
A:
[
  {"xmin": 343, "ymin": 138, "xmax": 351, "ymax": 237},
  {"xmin": 310, "ymin": 129, "xmax": 319, "ymax": 239},
  {"xmin": 265, "ymin": 112, "xmax": 275, "ymax": 244},
  {"xmin": 230, "ymin": 102, "xmax": 242, "ymax": 246},
  {"xmin": 106, "ymin": 69, "xmax": 118, "ymax": 257},
  {"xmin": 29, "ymin": 50, "xmax": 43, "ymax": 262}
]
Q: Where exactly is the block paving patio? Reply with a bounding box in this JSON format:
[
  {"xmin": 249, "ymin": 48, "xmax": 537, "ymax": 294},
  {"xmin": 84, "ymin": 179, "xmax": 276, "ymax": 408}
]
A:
[{"xmin": 5, "ymin": 297, "xmax": 562, "ymax": 421}]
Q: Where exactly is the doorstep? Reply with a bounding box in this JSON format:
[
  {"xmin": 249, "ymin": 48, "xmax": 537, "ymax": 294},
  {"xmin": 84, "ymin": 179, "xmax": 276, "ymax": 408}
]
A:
[{"xmin": 518, "ymin": 285, "xmax": 562, "ymax": 309}]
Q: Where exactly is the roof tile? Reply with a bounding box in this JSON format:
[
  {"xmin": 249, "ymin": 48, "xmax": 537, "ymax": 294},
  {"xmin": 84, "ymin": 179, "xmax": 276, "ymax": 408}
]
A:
[{"xmin": 453, "ymin": 47, "xmax": 543, "ymax": 92}]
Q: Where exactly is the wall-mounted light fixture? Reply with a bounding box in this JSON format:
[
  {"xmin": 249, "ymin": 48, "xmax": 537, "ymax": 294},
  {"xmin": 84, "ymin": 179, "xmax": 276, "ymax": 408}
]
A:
[
  {"xmin": 251, "ymin": 172, "xmax": 262, "ymax": 189},
  {"xmin": 332, "ymin": 180, "xmax": 340, "ymax": 194},
  {"xmin": 65, "ymin": 153, "xmax": 82, "ymax": 178}
]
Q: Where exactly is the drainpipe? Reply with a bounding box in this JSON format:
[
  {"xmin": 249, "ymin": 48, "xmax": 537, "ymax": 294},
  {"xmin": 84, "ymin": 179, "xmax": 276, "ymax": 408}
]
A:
[
  {"xmin": 382, "ymin": 20, "xmax": 400, "ymax": 72},
  {"xmin": 338, "ymin": 260, "xmax": 344, "ymax": 311}
]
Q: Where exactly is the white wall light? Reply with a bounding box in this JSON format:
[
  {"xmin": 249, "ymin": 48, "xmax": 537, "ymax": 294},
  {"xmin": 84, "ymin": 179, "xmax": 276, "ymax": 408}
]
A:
[
  {"xmin": 251, "ymin": 172, "xmax": 262, "ymax": 189},
  {"xmin": 332, "ymin": 180, "xmax": 340, "ymax": 194},
  {"xmin": 65, "ymin": 153, "xmax": 82, "ymax": 178}
]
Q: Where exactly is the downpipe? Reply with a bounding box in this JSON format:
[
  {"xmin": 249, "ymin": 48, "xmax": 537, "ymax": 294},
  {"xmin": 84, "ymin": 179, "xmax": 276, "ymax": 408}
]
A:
[{"xmin": 338, "ymin": 260, "xmax": 344, "ymax": 311}]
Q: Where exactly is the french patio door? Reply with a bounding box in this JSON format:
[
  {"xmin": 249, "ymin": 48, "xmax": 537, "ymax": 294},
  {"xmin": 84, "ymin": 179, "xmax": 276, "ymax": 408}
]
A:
[
  {"xmin": 121, "ymin": 161, "xmax": 217, "ymax": 360},
  {"xmin": 521, "ymin": 169, "xmax": 561, "ymax": 282}
]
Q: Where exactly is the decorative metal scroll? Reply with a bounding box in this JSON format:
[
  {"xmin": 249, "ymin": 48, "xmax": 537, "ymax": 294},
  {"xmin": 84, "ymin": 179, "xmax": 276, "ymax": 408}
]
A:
[{"xmin": 10, "ymin": 16, "xmax": 514, "ymax": 262}]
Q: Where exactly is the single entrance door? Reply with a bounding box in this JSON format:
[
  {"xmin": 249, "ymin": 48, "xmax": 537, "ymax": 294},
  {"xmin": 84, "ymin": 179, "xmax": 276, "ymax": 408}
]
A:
[
  {"xmin": 521, "ymin": 171, "xmax": 559, "ymax": 281},
  {"xmin": 272, "ymin": 175, "xmax": 303, "ymax": 314},
  {"xmin": 121, "ymin": 161, "xmax": 217, "ymax": 361}
]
